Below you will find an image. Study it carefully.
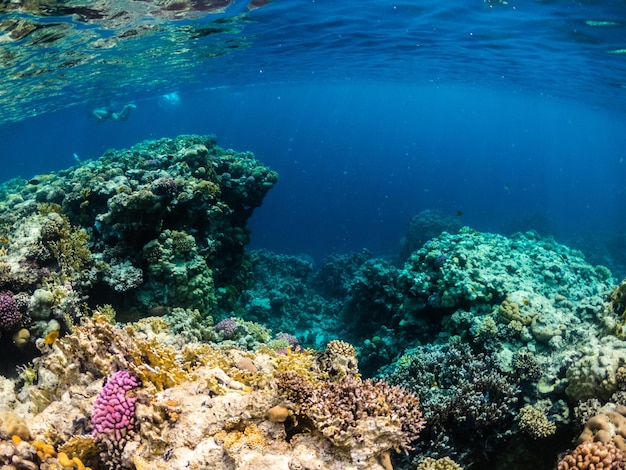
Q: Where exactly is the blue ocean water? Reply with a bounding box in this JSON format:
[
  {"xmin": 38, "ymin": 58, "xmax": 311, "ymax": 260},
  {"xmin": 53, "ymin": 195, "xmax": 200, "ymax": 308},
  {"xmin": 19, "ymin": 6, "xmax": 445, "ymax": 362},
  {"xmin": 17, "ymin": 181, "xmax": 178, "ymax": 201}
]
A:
[{"xmin": 1, "ymin": 0, "xmax": 626, "ymax": 267}]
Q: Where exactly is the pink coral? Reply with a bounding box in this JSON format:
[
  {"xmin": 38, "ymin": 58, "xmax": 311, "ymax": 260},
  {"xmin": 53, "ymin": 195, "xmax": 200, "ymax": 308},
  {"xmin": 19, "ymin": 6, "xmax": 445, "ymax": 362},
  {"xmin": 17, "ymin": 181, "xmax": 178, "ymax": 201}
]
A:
[{"xmin": 91, "ymin": 370, "xmax": 141, "ymax": 442}]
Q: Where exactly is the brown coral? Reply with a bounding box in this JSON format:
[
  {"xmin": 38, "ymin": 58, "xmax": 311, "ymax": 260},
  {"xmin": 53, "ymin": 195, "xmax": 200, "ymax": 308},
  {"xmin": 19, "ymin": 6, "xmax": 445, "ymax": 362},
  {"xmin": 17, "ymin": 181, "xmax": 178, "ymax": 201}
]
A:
[
  {"xmin": 557, "ymin": 441, "xmax": 623, "ymax": 470},
  {"xmin": 577, "ymin": 406, "xmax": 626, "ymax": 453},
  {"xmin": 517, "ymin": 405, "xmax": 556, "ymax": 439},
  {"xmin": 278, "ymin": 371, "xmax": 425, "ymax": 457},
  {"xmin": 315, "ymin": 339, "xmax": 359, "ymax": 381}
]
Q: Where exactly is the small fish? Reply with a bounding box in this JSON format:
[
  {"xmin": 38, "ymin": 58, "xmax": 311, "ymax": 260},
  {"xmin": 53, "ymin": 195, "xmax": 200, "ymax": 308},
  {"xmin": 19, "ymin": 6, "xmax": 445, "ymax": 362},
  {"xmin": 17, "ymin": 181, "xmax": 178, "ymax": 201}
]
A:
[
  {"xmin": 504, "ymin": 183, "xmax": 511, "ymax": 192},
  {"xmin": 149, "ymin": 306, "xmax": 171, "ymax": 316},
  {"xmin": 73, "ymin": 153, "xmax": 81, "ymax": 163},
  {"xmin": 28, "ymin": 178, "xmax": 40, "ymax": 185},
  {"xmin": 43, "ymin": 330, "xmax": 60, "ymax": 345},
  {"xmin": 456, "ymin": 211, "xmax": 463, "ymax": 218}
]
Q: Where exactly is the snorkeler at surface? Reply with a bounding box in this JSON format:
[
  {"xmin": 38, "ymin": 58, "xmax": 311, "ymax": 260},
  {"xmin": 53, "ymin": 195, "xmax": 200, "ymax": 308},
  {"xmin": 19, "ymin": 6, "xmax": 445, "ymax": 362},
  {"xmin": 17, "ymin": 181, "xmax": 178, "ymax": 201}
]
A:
[{"xmin": 90, "ymin": 103, "xmax": 136, "ymax": 124}]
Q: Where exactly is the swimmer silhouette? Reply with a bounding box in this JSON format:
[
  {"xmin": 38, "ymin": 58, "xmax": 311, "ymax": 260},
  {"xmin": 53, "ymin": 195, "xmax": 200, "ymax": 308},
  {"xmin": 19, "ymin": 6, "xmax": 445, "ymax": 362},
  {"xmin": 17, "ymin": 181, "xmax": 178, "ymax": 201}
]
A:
[{"xmin": 90, "ymin": 103, "xmax": 136, "ymax": 124}]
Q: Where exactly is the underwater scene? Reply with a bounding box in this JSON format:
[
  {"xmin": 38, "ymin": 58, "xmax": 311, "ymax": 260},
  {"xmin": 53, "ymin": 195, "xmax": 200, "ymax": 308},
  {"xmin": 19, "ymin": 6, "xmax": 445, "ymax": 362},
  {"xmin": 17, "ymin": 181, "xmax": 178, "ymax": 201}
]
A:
[{"xmin": 1, "ymin": 1, "xmax": 626, "ymax": 469}]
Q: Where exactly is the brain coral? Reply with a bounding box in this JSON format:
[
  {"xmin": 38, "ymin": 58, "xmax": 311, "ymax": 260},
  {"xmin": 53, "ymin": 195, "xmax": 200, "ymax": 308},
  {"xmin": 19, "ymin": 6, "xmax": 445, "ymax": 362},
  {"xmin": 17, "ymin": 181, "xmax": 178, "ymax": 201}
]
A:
[{"xmin": 576, "ymin": 405, "xmax": 626, "ymax": 452}]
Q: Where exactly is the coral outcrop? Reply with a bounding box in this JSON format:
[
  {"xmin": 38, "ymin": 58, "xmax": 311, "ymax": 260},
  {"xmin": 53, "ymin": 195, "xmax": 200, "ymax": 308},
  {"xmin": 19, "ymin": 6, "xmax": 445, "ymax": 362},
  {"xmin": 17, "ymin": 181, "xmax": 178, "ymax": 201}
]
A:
[{"xmin": 0, "ymin": 134, "xmax": 277, "ymax": 352}]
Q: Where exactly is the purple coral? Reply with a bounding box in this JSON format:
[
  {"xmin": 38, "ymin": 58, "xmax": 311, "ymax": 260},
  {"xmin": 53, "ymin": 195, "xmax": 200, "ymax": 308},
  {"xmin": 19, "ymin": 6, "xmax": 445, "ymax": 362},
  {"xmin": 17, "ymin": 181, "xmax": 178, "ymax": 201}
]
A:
[
  {"xmin": 0, "ymin": 292, "xmax": 20, "ymax": 331},
  {"xmin": 275, "ymin": 332, "xmax": 303, "ymax": 352},
  {"xmin": 91, "ymin": 370, "xmax": 141, "ymax": 442},
  {"xmin": 215, "ymin": 317, "xmax": 239, "ymax": 339},
  {"xmin": 150, "ymin": 177, "xmax": 178, "ymax": 197}
]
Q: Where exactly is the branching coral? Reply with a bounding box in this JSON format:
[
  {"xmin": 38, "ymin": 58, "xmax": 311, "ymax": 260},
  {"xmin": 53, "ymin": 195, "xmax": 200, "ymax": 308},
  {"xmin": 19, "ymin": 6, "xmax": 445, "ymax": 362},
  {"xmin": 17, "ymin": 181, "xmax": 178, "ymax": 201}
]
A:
[
  {"xmin": 0, "ymin": 290, "xmax": 21, "ymax": 331},
  {"xmin": 416, "ymin": 456, "xmax": 464, "ymax": 470},
  {"xmin": 277, "ymin": 370, "xmax": 425, "ymax": 462},
  {"xmin": 384, "ymin": 339, "xmax": 519, "ymax": 463}
]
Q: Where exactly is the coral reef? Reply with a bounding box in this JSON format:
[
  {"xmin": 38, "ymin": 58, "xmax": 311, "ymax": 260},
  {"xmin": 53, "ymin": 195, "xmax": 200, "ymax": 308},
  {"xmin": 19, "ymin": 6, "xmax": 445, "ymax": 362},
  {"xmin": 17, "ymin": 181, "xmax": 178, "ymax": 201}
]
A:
[
  {"xmin": 0, "ymin": 315, "xmax": 417, "ymax": 469},
  {"xmin": 1, "ymin": 136, "xmax": 625, "ymax": 469},
  {"xmin": 0, "ymin": 134, "xmax": 277, "ymax": 353},
  {"xmin": 399, "ymin": 210, "xmax": 462, "ymax": 262}
]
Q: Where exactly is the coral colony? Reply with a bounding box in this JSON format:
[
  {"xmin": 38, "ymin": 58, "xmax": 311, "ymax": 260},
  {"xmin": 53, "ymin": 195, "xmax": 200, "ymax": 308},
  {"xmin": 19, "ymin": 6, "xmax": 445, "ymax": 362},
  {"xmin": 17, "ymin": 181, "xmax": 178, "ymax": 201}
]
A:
[{"xmin": 0, "ymin": 134, "xmax": 625, "ymax": 469}]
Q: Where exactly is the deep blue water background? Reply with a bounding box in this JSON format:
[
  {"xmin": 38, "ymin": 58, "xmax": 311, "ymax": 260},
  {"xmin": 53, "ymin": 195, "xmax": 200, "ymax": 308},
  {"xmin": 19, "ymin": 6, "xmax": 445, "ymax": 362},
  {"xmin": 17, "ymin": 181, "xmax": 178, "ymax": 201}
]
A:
[
  {"xmin": 3, "ymin": 81, "xmax": 626, "ymax": 264},
  {"xmin": 2, "ymin": 0, "xmax": 626, "ymax": 269}
]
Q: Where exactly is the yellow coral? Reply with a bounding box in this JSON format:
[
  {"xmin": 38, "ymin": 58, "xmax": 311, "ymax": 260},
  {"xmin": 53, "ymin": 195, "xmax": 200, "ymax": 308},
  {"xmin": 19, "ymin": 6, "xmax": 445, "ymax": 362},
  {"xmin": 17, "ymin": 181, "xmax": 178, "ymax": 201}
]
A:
[
  {"xmin": 417, "ymin": 457, "xmax": 464, "ymax": 470},
  {"xmin": 498, "ymin": 298, "xmax": 534, "ymax": 326},
  {"xmin": 58, "ymin": 451, "xmax": 91, "ymax": 470},
  {"xmin": 273, "ymin": 348, "xmax": 319, "ymax": 382},
  {"xmin": 518, "ymin": 405, "xmax": 556, "ymax": 439},
  {"xmin": 58, "ymin": 435, "xmax": 99, "ymax": 464},
  {"xmin": 215, "ymin": 423, "xmax": 266, "ymax": 453}
]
